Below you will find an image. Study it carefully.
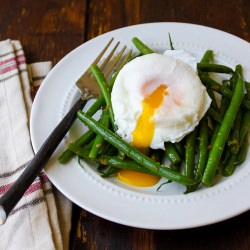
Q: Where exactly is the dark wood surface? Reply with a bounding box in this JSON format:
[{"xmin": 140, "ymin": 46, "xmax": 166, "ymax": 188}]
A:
[{"xmin": 1, "ymin": 0, "xmax": 250, "ymax": 249}]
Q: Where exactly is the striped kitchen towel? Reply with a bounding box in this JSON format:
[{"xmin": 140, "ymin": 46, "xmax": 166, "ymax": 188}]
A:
[{"xmin": 0, "ymin": 40, "xmax": 71, "ymax": 250}]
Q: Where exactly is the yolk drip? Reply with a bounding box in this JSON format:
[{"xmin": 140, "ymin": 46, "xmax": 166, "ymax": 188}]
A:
[
  {"xmin": 117, "ymin": 170, "xmax": 160, "ymax": 187},
  {"xmin": 132, "ymin": 84, "xmax": 168, "ymax": 149},
  {"xmin": 117, "ymin": 84, "xmax": 168, "ymax": 188}
]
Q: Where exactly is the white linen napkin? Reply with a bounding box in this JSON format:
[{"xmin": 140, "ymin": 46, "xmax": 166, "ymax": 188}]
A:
[{"xmin": 0, "ymin": 39, "xmax": 72, "ymax": 250}]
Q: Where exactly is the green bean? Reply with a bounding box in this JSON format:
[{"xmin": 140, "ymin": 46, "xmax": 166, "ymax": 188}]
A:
[
  {"xmin": 227, "ymin": 66, "xmax": 242, "ymax": 153},
  {"xmin": 197, "ymin": 63, "xmax": 233, "ymax": 74},
  {"xmin": 97, "ymin": 140, "xmax": 110, "ymax": 155},
  {"xmin": 187, "ymin": 119, "xmax": 209, "ymax": 192},
  {"xmin": 223, "ymin": 109, "xmax": 248, "ymax": 176},
  {"xmin": 174, "ymin": 141, "xmax": 185, "ymax": 159},
  {"xmin": 150, "ymin": 149, "xmax": 164, "ymax": 164},
  {"xmin": 207, "ymin": 108, "xmax": 223, "ymax": 124},
  {"xmin": 91, "ymin": 65, "xmax": 117, "ymax": 131},
  {"xmin": 223, "ymin": 154, "xmax": 237, "ymax": 176},
  {"xmin": 58, "ymin": 129, "xmax": 95, "ymax": 163},
  {"xmin": 127, "ymin": 53, "xmax": 143, "ymax": 62},
  {"xmin": 245, "ymin": 81, "xmax": 250, "ymax": 100},
  {"xmin": 200, "ymin": 73, "xmax": 234, "ymax": 96},
  {"xmin": 230, "ymin": 65, "xmax": 242, "ymax": 90},
  {"xmin": 77, "ymin": 110, "xmax": 197, "ymax": 186},
  {"xmin": 98, "ymin": 142, "xmax": 118, "ymax": 158},
  {"xmin": 184, "ymin": 128, "xmax": 197, "ymax": 179},
  {"xmin": 83, "ymin": 139, "xmax": 95, "ymax": 150},
  {"xmin": 132, "ymin": 37, "xmax": 154, "ymax": 55},
  {"xmin": 89, "ymin": 109, "xmax": 110, "ymax": 158},
  {"xmin": 85, "ymin": 96, "xmax": 105, "ymax": 116},
  {"xmin": 220, "ymin": 89, "xmax": 230, "ymax": 117},
  {"xmin": 98, "ymin": 155, "xmax": 153, "ymax": 174},
  {"xmin": 212, "ymin": 84, "xmax": 230, "ymax": 160},
  {"xmin": 184, "ymin": 128, "xmax": 198, "ymax": 193},
  {"xmin": 195, "ymin": 118, "xmax": 209, "ymax": 181},
  {"xmin": 168, "ymin": 33, "xmax": 174, "ymax": 50},
  {"xmin": 101, "ymin": 166, "xmax": 119, "ymax": 177},
  {"xmin": 198, "ymin": 50, "xmax": 214, "ymax": 132},
  {"xmin": 202, "ymin": 74, "xmax": 244, "ymax": 186},
  {"xmin": 208, "ymin": 125, "xmax": 219, "ymax": 150},
  {"xmin": 66, "ymin": 139, "xmax": 94, "ymax": 160},
  {"xmin": 207, "ymin": 88, "xmax": 219, "ymax": 111},
  {"xmin": 169, "ymin": 163, "xmax": 180, "ymax": 172},
  {"xmin": 236, "ymin": 134, "xmax": 249, "ymax": 165},
  {"xmin": 99, "ymin": 149, "xmax": 162, "ymax": 177},
  {"xmin": 236, "ymin": 64, "xmax": 243, "ymax": 74},
  {"xmin": 117, "ymin": 150, "xmax": 126, "ymax": 160},
  {"xmin": 164, "ymin": 142, "xmax": 182, "ymax": 165},
  {"xmin": 96, "ymin": 163, "xmax": 107, "ymax": 174},
  {"xmin": 108, "ymin": 71, "xmax": 119, "ymax": 88},
  {"xmin": 85, "ymin": 72, "xmax": 119, "ymax": 116},
  {"xmin": 239, "ymin": 111, "xmax": 250, "ymax": 143},
  {"xmin": 229, "ymin": 110, "xmax": 242, "ymax": 154},
  {"xmin": 200, "ymin": 50, "xmax": 213, "ymax": 63},
  {"xmin": 199, "ymin": 73, "xmax": 250, "ymax": 110},
  {"xmin": 67, "ymin": 143, "xmax": 91, "ymax": 159}
]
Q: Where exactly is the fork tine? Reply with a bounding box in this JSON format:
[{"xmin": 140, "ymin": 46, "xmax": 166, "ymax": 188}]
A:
[
  {"xmin": 86, "ymin": 37, "xmax": 114, "ymax": 75},
  {"xmin": 76, "ymin": 41, "xmax": 132, "ymax": 100},
  {"xmin": 103, "ymin": 45, "xmax": 127, "ymax": 78},
  {"xmin": 99, "ymin": 41, "xmax": 120, "ymax": 71},
  {"xmin": 115, "ymin": 49, "xmax": 132, "ymax": 72}
]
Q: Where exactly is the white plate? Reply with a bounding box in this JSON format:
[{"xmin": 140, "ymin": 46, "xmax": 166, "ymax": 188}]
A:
[{"xmin": 30, "ymin": 23, "xmax": 250, "ymax": 229}]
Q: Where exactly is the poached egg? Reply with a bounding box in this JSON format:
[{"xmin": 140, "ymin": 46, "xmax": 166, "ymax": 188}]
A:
[{"xmin": 111, "ymin": 50, "xmax": 211, "ymax": 187}]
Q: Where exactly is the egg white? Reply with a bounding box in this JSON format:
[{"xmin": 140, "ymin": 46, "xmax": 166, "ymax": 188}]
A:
[{"xmin": 111, "ymin": 51, "xmax": 211, "ymax": 149}]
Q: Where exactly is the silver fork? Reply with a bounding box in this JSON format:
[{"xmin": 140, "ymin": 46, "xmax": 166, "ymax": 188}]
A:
[{"xmin": 0, "ymin": 38, "xmax": 132, "ymax": 225}]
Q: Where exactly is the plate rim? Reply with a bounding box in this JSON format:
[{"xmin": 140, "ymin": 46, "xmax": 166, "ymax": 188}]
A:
[{"xmin": 30, "ymin": 22, "xmax": 250, "ymax": 229}]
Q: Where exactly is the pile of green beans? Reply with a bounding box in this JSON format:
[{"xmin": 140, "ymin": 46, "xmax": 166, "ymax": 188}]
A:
[{"xmin": 58, "ymin": 37, "xmax": 250, "ymax": 192}]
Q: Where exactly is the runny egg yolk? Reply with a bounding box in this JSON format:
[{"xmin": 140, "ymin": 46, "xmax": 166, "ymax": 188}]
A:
[
  {"xmin": 117, "ymin": 84, "xmax": 168, "ymax": 187},
  {"xmin": 117, "ymin": 170, "xmax": 160, "ymax": 187},
  {"xmin": 132, "ymin": 84, "xmax": 168, "ymax": 149}
]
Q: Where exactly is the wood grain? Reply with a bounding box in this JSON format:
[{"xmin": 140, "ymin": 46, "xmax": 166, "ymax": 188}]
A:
[
  {"xmin": 0, "ymin": 0, "xmax": 86, "ymax": 64},
  {"xmin": 73, "ymin": 1, "xmax": 250, "ymax": 249},
  {"xmin": 1, "ymin": 0, "xmax": 250, "ymax": 249}
]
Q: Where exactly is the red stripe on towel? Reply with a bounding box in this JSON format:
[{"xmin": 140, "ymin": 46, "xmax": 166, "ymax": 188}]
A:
[
  {"xmin": 0, "ymin": 57, "xmax": 15, "ymax": 66},
  {"xmin": 0, "ymin": 64, "xmax": 17, "ymax": 74},
  {"xmin": 0, "ymin": 54, "xmax": 25, "ymax": 66},
  {"xmin": 0, "ymin": 176, "xmax": 50, "ymax": 196}
]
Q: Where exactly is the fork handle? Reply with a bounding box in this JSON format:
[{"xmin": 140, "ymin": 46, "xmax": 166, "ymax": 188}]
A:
[{"xmin": 0, "ymin": 97, "xmax": 87, "ymax": 225}]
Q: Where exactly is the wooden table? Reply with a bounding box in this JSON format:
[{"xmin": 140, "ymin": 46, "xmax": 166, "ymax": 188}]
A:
[{"xmin": 1, "ymin": 0, "xmax": 250, "ymax": 249}]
